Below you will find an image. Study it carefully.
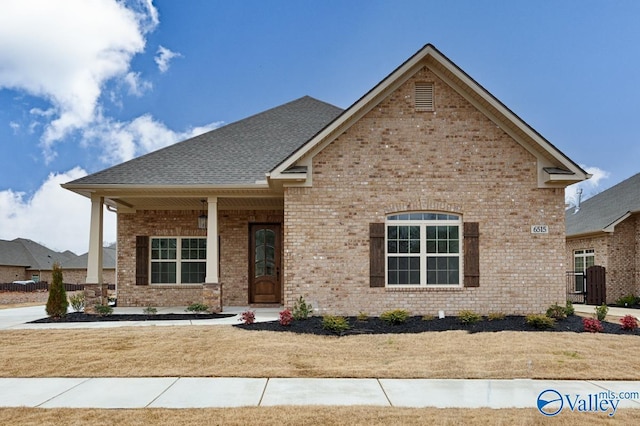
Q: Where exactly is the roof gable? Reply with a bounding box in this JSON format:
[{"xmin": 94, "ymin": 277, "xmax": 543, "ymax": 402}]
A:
[
  {"xmin": 566, "ymin": 172, "xmax": 640, "ymax": 236},
  {"xmin": 270, "ymin": 44, "xmax": 590, "ymax": 188}
]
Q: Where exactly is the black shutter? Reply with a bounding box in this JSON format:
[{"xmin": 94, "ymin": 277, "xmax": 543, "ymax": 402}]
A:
[
  {"xmin": 370, "ymin": 223, "xmax": 385, "ymax": 288},
  {"xmin": 136, "ymin": 236, "xmax": 149, "ymax": 285},
  {"xmin": 463, "ymin": 222, "xmax": 479, "ymax": 287}
]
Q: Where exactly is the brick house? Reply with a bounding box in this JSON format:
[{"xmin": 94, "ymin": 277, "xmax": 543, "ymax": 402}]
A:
[
  {"xmin": 63, "ymin": 44, "xmax": 589, "ymax": 315},
  {"xmin": 566, "ymin": 173, "xmax": 640, "ymax": 303}
]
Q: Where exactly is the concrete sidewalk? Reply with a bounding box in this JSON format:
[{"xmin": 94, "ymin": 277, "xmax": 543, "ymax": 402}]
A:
[
  {"xmin": 1, "ymin": 377, "xmax": 639, "ymax": 409},
  {"xmin": 573, "ymin": 304, "xmax": 640, "ymax": 319}
]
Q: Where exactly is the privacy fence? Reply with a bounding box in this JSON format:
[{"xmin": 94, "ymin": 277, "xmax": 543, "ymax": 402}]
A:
[{"xmin": 0, "ymin": 282, "xmax": 115, "ymax": 292}]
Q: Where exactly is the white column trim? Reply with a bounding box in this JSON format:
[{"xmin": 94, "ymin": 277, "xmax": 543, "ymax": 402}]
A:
[
  {"xmin": 86, "ymin": 194, "xmax": 104, "ymax": 284},
  {"xmin": 205, "ymin": 196, "xmax": 219, "ymax": 283}
]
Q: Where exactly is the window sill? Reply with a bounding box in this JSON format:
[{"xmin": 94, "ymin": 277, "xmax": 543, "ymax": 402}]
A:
[{"xmin": 385, "ymin": 286, "xmax": 464, "ymax": 292}]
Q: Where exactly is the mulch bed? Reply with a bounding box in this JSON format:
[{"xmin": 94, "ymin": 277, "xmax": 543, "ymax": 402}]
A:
[
  {"xmin": 29, "ymin": 312, "xmax": 235, "ymax": 323},
  {"xmin": 235, "ymin": 315, "xmax": 640, "ymax": 336}
]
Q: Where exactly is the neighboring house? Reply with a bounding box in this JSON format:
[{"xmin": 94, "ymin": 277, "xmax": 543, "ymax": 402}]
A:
[
  {"xmin": 0, "ymin": 238, "xmax": 115, "ymax": 284},
  {"xmin": 566, "ymin": 173, "xmax": 640, "ymax": 303},
  {"xmin": 63, "ymin": 44, "xmax": 589, "ymax": 315}
]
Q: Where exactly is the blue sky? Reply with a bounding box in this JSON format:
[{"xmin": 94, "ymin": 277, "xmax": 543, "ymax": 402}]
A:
[{"xmin": 0, "ymin": 0, "xmax": 638, "ymax": 253}]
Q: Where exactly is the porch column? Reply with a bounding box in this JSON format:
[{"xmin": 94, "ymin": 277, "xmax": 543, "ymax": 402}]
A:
[
  {"xmin": 85, "ymin": 194, "xmax": 105, "ymax": 312},
  {"xmin": 205, "ymin": 196, "xmax": 219, "ymax": 283}
]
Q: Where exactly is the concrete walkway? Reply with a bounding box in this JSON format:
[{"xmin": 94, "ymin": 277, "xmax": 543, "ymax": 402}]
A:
[
  {"xmin": 1, "ymin": 377, "xmax": 640, "ymax": 409},
  {"xmin": 573, "ymin": 303, "xmax": 640, "ymax": 319}
]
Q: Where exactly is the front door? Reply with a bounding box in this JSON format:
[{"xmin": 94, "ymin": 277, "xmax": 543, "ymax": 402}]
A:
[{"xmin": 249, "ymin": 224, "xmax": 281, "ymax": 304}]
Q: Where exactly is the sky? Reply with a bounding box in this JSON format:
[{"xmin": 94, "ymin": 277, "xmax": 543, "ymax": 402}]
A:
[{"xmin": 0, "ymin": 0, "xmax": 638, "ymax": 254}]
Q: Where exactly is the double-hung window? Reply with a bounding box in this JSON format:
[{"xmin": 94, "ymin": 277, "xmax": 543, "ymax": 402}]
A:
[
  {"xmin": 386, "ymin": 213, "xmax": 461, "ymax": 286},
  {"xmin": 150, "ymin": 237, "xmax": 206, "ymax": 284}
]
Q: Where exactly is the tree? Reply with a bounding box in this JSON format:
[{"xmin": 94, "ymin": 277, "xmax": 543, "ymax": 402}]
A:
[{"xmin": 46, "ymin": 262, "xmax": 68, "ymax": 318}]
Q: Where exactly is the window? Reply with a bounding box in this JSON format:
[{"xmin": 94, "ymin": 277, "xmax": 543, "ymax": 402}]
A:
[
  {"xmin": 573, "ymin": 249, "xmax": 594, "ymax": 292},
  {"xmin": 150, "ymin": 237, "xmax": 206, "ymax": 284},
  {"xmin": 386, "ymin": 213, "xmax": 461, "ymax": 286}
]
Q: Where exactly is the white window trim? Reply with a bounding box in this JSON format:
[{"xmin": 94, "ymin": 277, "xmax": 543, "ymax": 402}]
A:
[
  {"xmin": 150, "ymin": 236, "xmax": 207, "ymax": 285},
  {"xmin": 385, "ymin": 213, "xmax": 462, "ymax": 288}
]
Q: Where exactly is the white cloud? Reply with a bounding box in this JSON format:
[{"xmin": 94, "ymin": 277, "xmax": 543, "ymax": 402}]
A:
[
  {"xmin": 124, "ymin": 71, "xmax": 153, "ymax": 96},
  {"xmin": 154, "ymin": 45, "xmax": 182, "ymax": 73},
  {"xmin": 0, "ymin": 0, "xmax": 158, "ymax": 162},
  {"xmin": 83, "ymin": 115, "xmax": 223, "ymax": 164},
  {"xmin": 0, "ymin": 168, "xmax": 116, "ymax": 254},
  {"xmin": 9, "ymin": 121, "xmax": 19, "ymax": 133},
  {"xmin": 565, "ymin": 165, "xmax": 610, "ymax": 209}
]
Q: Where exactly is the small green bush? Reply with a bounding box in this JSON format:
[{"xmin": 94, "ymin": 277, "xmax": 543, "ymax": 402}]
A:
[
  {"xmin": 185, "ymin": 303, "xmax": 209, "ymax": 313},
  {"xmin": 526, "ymin": 314, "xmax": 555, "ymax": 329},
  {"xmin": 487, "ymin": 312, "xmax": 506, "ymax": 321},
  {"xmin": 322, "ymin": 315, "xmax": 350, "ymax": 334},
  {"xmin": 546, "ymin": 303, "xmax": 567, "ymax": 320},
  {"xmin": 615, "ymin": 294, "xmax": 639, "ymax": 307},
  {"xmin": 292, "ymin": 296, "xmax": 313, "ymax": 320},
  {"xmin": 356, "ymin": 311, "xmax": 369, "ymax": 321},
  {"xmin": 46, "ymin": 263, "xmax": 68, "ymax": 318},
  {"xmin": 564, "ymin": 301, "xmax": 575, "ymax": 316},
  {"xmin": 143, "ymin": 306, "xmax": 157, "ymax": 315},
  {"xmin": 380, "ymin": 309, "xmax": 409, "ymax": 325},
  {"xmin": 95, "ymin": 304, "xmax": 113, "ymax": 316},
  {"xmin": 69, "ymin": 292, "xmax": 85, "ymax": 313},
  {"xmin": 457, "ymin": 310, "xmax": 482, "ymax": 325},
  {"xmin": 595, "ymin": 304, "xmax": 608, "ymax": 321}
]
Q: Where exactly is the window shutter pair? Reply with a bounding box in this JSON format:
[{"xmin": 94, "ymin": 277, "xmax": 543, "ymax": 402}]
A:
[
  {"xmin": 136, "ymin": 236, "xmax": 149, "ymax": 285},
  {"xmin": 369, "ymin": 222, "xmax": 480, "ymax": 287}
]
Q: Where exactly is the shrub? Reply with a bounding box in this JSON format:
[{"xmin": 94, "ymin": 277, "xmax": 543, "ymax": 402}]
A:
[
  {"xmin": 620, "ymin": 315, "xmax": 639, "ymax": 331},
  {"xmin": 525, "ymin": 314, "xmax": 555, "ymax": 330},
  {"xmin": 95, "ymin": 304, "xmax": 113, "ymax": 316},
  {"xmin": 457, "ymin": 310, "xmax": 482, "ymax": 325},
  {"xmin": 322, "ymin": 315, "xmax": 350, "ymax": 334},
  {"xmin": 143, "ymin": 306, "xmax": 157, "ymax": 315},
  {"xmin": 422, "ymin": 314, "xmax": 435, "ymax": 321},
  {"xmin": 564, "ymin": 301, "xmax": 575, "ymax": 316},
  {"xmin": 615, "ymin": 294, "xmax": 639, "ymax": 307},
  {"xmin": 185, "ymin": 303, "xmax": 209, "ymax": 313},
  {"xmin": 69, "ymin": 292, "xmax": 85, "ymax": 313},
  {"xmin": 292, "ymin": 296, "xmax": 313, "ymax": 320},
  {"xmin": 546, "ymin": 303, "xmax": 567, "ymax": 320},
  {"xmin": 279, "ymin": 309, "xmax": 293, "ymax": 326},
  {"xmin": 487, "ymin": 312, "xmax": 506, "ymax": 321},
  {"xmin": 582, "ymin": 317, "xmax": 603, "ymax": 333},
  {"xmin": 356, "ymin": 311, "xmax": 369, "ymax": 321},
  {"xmin": 46, "ymin": 263, "xmax": 68, "ymax": 318},
  {"xmin": 239, "ymin": 310, "xmax": 256, "ymax": 325},
  {"xmin": 595, "ymin": 304, "xmax": 609, "ymax": 321},
  {"xmin": 380, "ymin": 309, "xmax": 409, "ymax": 325}
]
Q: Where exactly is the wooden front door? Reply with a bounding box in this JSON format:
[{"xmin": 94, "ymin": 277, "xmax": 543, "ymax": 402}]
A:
[{"xmin": 249, "ymin": 224, "xmax": 281, "ymax": 304}]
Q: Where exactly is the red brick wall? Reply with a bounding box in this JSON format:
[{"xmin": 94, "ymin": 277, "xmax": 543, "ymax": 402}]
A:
[{"xmin": 284, "ymin": 66, "xmax": 566, "ymax": 316}]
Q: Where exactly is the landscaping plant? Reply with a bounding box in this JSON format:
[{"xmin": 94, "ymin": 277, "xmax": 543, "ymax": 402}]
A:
[
  {"xmin": 94, "ymin": 304, "xmax": 113, "ymax": 316},
  {"xmin": 185, "ymin": 303, "xmax": 209, "ymax": 313},
  {"xmin": 620, "ymin": 315, "xmax": 639, "ymax": 331},
  {"xmin": 564, "ymin": 301, "xmax": 575, "ymax": 316},
  {"xmin": 143, "ymin": 306, "xmax": 158, "ymax": 315},
  {"xmin": 356, "ymin": 311, "xmax": 369, "ymax": 321},
  {"xmin": 46, "ymin": 263, "xmax": 68, "ymax": 318},
  {"xmin": 292, "ymin": 296, "xmax": 313, "ymax": 320},
  {"xmin": 545, "ymin": 303, "xmax": 567, "ymax": 320},
  {"xmin": 239, "ymin": 310, "xmax": 256, "ymax": 325},
  {"xmin": 582, "ymin": 317, "xmax": 603, "ymax": 333},
  {"xmin": 615, "ymin": 294, "xmax": 639, "ymax": 307},
  {"xmin": 487, "ymin": 312, "xmax": 506, "ymax": 321},
  {"xmin": 69, "ymin": 292, "xmax": 85, "ymax": 313},
  {"xmin": 595, "ymin": 304, "xmax": 608, "ymax": 321},
  {"xmin": 457, "ymin": 310, "xmax": 482, "ymax": 325},
  {"xmin": 279, "ymin": 309, "xmax": 293, "ymax": 326},
  {"xmin": 525, "ymin": 314, "xmax": 555, "ymax": 330},
  {"xmin": 380, "ymin": 309, "xmax": 409, "ymax": 325},
  {"xmin": 322, "ymin": 315, "xmax": 350, "ymax": 334}
]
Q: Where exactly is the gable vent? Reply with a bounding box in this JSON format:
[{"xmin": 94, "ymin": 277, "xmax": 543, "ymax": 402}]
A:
[{"xmin": 415, "ymin": 82, "xmax": 434, "ymax": 111}]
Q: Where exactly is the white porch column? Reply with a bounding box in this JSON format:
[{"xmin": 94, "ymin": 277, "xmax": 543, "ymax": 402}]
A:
[
  {"xmin": 86, "ymin": 194, "xmax": 104, "ymax": 284},
  {"xmin": 205, "ymin": 196, "xmax": 219, "ymax": 283}
]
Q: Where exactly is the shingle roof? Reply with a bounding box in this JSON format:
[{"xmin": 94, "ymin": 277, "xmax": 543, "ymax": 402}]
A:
[
  {"xmin": 566, "ymin": 172, "xmax": 640, "ymax": 236},
  {"xmin": 66, "ymin": 96, "xmax": 343, "ymax": 186},
  {"xmin": 61, "ymin": 246, "xmax": 116, "ymax": 269},
  {"xmin": 0, "ymin": 238, "xmax": 76, "ymax": 269}
]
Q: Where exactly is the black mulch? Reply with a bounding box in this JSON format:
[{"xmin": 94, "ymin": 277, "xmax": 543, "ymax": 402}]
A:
[
  {"xmin": 235, "ymin": 315, "xmax": 640, "ymax": 336},
  {"xmin": 29, "ymin": 312, "xmax": 235, "ymax": 323}
]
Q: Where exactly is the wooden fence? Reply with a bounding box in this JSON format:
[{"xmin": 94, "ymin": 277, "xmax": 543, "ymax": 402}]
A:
[{"xmin": 0, "ymin": 282, "xmax": 115, "ymax": 292}]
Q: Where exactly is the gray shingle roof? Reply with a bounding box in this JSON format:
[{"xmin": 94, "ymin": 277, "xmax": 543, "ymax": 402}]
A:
[
  {"xmin": 0, "ymin": 238, "xmax": 76, "ymax": 269},
  {"xmin": 67, "ymin": 96, "xmax": 343, "ymax": 186},
  {"xmin": 566, "ymin": 172, "xmax": 640, "ymax": 236},
  {"xmin": 61, "ymin": 246, "xmax": 116, "ymax": 269}
]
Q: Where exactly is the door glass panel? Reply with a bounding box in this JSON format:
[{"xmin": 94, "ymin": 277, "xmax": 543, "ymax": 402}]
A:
[{"xmin": 255, "ymin": 228, "xmax": 276, "ymax": 278}]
